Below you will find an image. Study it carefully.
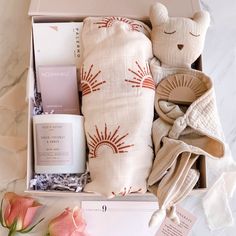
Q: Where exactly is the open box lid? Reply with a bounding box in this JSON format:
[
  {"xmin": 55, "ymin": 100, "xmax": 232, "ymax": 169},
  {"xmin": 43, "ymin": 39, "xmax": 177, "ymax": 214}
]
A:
[{"xmin": 29, "ymin": 0, "xmax": 201, "ymax": 19}]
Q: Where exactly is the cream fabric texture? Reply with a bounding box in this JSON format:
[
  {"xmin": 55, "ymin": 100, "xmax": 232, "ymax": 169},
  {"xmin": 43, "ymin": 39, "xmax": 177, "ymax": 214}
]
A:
[
  {"xmin": 81, "ymin": 17, "xmax": 155, "ymax": 197},
  {"xmin": 150, "ymin": 3, "xmax": 210, "ymax": 68},
  {"xmin": 147, "ymin": 3, "xmax": 235, "ymax": 229},
  {"xmin": 150, "ymin": 58, "xmax": 236, "ymax": 230},
  {"xmin": 202, "ymin": 171, "xmax": 236, "ymax": 230},
  {"xmin": 148, "ymin": 62, "xmax": 226, "ymax": 227}
]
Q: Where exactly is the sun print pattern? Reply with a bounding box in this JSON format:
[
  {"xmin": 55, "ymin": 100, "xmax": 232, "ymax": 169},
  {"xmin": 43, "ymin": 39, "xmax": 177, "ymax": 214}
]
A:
[
  {"xmin": 87, "ymin": 124, "xmax": 134, "ymax": 158},
  {"xmin": 80, "ymin": 64, "xmax": 106, "ymax": 96},
  {"xmin": 94, "ymin": 17, "xmax": 143, "ymax": 32},
  {"xmin": 125, "ymin": 61, "xmax": 155, "ymax": 90}
]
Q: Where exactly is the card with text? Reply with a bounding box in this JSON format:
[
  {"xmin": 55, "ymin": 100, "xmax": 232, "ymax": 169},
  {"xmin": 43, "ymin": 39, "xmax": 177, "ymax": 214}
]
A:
[
  {"xmin": 81, "ymin": 201, "xmax": 158, "ymax": 236},
  {"xmin": 33, "ymin": 22, "xmax": 83, "ymax": 91},
  {"xmin": 81, "ymin": 201, "xmax": 197, "ymax": 236},
  {"xmin": 156, "ymin": 206, "xmax": 197, "ymax": 236}
]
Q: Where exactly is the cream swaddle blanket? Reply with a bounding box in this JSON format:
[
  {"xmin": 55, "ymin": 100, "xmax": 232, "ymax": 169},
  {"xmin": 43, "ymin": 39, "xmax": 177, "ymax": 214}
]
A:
[
  {"xmin": 148, "ymin": 63, "xmax": 225, "ymax": 227},
  {"xmin": 81, "ymin": 17, "xmax": 155, "ymax": 197}
]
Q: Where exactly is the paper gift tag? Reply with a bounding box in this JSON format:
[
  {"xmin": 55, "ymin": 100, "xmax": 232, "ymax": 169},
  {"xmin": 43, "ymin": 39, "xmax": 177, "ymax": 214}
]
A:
[{"xmin": 156, "ymin": 205, "xmax": 197, "ymax": 236}]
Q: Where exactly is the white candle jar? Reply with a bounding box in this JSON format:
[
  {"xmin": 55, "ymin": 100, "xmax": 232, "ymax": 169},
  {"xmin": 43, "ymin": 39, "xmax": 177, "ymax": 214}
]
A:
[{"xmin": 33, "ymin": 114, "xmax": 86, "ymax": 174}]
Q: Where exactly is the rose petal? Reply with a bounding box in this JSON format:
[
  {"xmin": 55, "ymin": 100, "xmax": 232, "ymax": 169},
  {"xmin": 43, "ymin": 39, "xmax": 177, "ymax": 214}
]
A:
[
  {"xmin": 23, "ymin": 205, "xmax": 42, "ymax": 229},
  {"xmin": 49, "ymin": 209, "xmax": 74, "ymax": 236},
  {"xmin": 49, "ymin": 208, "xmax": 71, "ymax": 227},
  {"xmin": 3, "ymin": 192, "xmax": 41, "ymax": 231},
  {"xmin": 6, "ymin": 198, "xmax": 34, "ymax": 228},
  {"xmin": 73, "ymin": 210, "xmax": 86, "ymax": 232},
  {"xmin": 3, "ymin": 204, "xmax": 11, "ymax": 225},
  {"xmin": 49, "ymin": 208, "xmax": 86, "ymax": 236}
]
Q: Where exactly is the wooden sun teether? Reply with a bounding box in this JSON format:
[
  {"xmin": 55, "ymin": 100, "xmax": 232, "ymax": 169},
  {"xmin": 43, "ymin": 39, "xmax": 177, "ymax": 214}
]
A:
[{"xmin": 156, "ymin": 74, "xmax": 208, "ymax": 105}]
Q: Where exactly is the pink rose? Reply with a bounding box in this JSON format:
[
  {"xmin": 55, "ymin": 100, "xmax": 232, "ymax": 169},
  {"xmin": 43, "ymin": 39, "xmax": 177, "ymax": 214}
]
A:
[
  {"xmin": 48, "ymin": 207, "xmax": 87, "ymax": 236},
  {"xmin": 0, "ymin": 192, "xmax": 43, "ymax": 235}
]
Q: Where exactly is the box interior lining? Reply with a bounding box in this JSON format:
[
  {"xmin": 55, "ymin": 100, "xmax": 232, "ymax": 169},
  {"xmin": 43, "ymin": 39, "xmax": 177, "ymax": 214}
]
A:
[{"xmin": 26, "ymin": 16, "xmax": 207, "ymax": 196}]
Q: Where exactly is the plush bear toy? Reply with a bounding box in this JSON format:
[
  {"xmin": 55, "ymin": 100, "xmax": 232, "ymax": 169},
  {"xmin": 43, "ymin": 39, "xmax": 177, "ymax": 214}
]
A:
[
  {"xmin": 147, "ymin": 3, "xmax": 224, "ymax": 229},
  {"xmin": 150, "ymin": 2, "xmax": 210, "ymax": 68}
]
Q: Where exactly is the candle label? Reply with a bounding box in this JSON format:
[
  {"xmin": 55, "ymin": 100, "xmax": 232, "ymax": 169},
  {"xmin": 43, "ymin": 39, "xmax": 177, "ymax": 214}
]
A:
[{"xmin": 35, "ymin": 123, "xmax": 73, "ymax": 166}]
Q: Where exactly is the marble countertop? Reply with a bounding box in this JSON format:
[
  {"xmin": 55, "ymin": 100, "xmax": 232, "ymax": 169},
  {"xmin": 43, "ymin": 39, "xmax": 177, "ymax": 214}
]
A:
[{"xmin": 0, "ymin": 0, "xmax": 235, "ymax": 235}]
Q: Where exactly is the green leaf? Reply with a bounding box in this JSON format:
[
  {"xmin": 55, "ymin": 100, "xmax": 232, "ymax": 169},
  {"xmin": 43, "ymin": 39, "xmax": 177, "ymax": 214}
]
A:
[
  {"xmin": 0, "ymin": 198, "xmax": 5, "ymax": 227},
  {"xmin": 19, "ymin": 217, "xmax": 44, "ymax": 234}
]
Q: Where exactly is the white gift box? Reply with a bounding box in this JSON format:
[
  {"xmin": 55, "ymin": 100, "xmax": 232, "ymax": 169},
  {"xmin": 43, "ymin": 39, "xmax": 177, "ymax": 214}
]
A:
[{"xmin": 26, "ymin": 0, "xmax": 207, "ymax": 197}]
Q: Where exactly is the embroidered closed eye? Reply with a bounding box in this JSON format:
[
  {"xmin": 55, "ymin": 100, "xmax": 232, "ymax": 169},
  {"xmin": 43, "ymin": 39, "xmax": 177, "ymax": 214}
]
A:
[
  {"xmin": 189, "ymin": 32, "xmax": 200, "ymax": 37},
  {"xmin": 164, "ymin": 30, "xmax": 176, "ymax": 35}
]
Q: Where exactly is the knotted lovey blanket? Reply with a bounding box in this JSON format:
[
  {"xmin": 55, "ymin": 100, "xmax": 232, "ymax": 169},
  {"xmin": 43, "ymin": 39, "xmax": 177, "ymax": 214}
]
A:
[{"xmin": 148, "ymin": 63, "xmax": 225, "ymax": 227}]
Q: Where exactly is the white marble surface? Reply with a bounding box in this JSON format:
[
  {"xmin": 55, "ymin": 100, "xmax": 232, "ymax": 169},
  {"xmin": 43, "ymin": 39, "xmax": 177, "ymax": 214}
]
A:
[{"xmin": 0, "ymin": 0, "xmax": 236, "ymax": 235}]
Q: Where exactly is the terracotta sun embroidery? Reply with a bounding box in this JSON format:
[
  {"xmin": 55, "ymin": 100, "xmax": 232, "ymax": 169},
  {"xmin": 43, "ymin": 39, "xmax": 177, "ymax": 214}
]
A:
[
  {"xmin": 125, "ymin": 61, "xmax": 155, "ymax": 90},
  {"xmin": 87, "ymin": 124, "xmax": 134, "ymax": 158},
  {"xmin": 94, "ymin": 17, "xmax": 143, "ymax": 32},
  {"xmin": 80, "ymin": 64, "xmax": 106, "ymax": 96}
]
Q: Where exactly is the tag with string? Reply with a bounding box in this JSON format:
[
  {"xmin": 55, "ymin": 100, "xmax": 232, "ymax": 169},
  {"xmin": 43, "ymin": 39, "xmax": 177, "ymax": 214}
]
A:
[{"xmin": 156, "ymin": 205, "xmax": 197, "ymax": 236}]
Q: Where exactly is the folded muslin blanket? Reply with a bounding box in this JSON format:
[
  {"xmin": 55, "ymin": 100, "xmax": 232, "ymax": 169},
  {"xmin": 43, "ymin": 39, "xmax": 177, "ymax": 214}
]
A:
[
  {"xmin": 81, "ymin": 17, "xmax": 155, "ymax": 197},
  {"xmin": 148, "ymin": 61, "xmax": 225, "ymax": 227}
]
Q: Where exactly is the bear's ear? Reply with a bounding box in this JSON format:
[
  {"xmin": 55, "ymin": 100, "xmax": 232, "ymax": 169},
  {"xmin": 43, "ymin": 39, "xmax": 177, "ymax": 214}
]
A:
[
  {"xmin": 150, "ymin": 3, "xmax": 169, "ymax": 27},
  {"xmin": 193, "ymin": 11, "xmax": 210, "ymax": 29}
]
